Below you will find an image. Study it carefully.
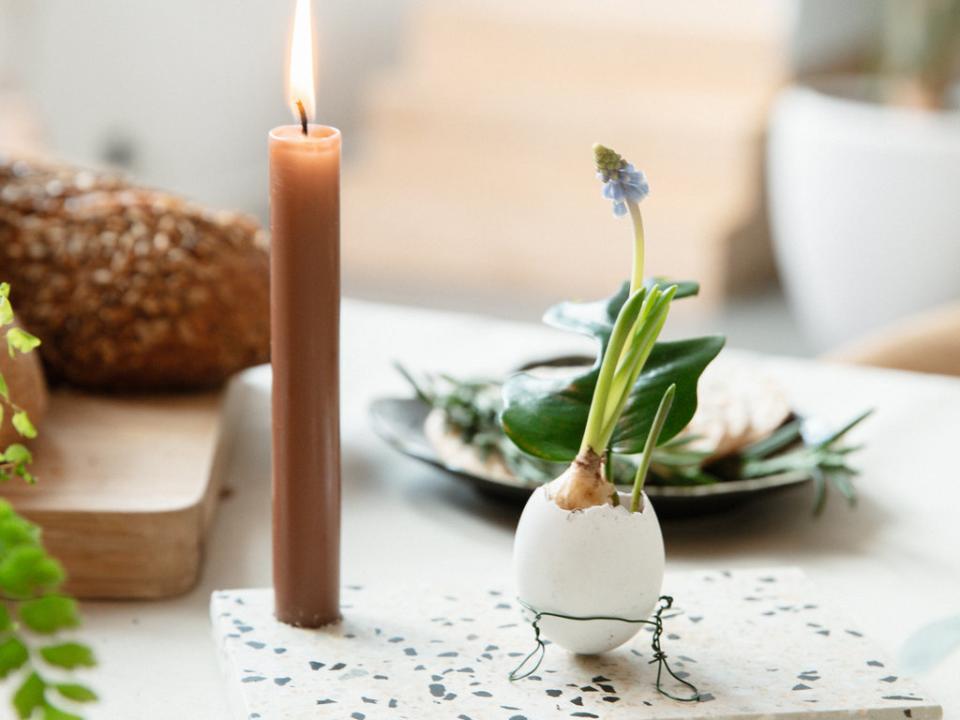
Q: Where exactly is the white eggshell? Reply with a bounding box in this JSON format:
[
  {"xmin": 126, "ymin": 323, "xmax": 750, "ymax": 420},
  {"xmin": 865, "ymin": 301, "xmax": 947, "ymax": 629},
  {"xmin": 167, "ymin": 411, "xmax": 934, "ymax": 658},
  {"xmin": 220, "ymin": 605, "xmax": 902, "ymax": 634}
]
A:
[{"xmin": 513, "ymin": 488, "xmax": 665, "ymax": 654}]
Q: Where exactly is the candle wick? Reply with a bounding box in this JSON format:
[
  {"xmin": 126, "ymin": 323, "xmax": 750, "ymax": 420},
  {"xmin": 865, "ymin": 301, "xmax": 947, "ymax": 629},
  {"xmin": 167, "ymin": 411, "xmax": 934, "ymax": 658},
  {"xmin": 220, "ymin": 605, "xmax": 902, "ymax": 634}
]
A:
[{"xmin": 296, "ymin": 100, "xmax": 308, "ymax": 136}]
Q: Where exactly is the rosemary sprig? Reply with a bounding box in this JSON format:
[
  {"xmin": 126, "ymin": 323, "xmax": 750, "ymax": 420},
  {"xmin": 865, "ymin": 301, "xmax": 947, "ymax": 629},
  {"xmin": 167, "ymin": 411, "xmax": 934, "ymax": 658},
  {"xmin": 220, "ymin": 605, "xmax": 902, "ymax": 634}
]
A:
[{"xmin": 739, "ymin": 410, "xmax": 873, "ymax": 514}]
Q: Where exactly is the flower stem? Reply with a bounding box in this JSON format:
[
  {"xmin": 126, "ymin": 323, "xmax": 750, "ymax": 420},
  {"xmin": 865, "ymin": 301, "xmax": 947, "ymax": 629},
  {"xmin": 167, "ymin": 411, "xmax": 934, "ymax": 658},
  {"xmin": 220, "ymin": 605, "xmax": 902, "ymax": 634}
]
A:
[
  {"xmin": 631, "ymin": 384, "xmax": 676, "ymax": 513},
  {"xmin": 627, "ymin": 200, "xmax": 645, "ymax": 294}
]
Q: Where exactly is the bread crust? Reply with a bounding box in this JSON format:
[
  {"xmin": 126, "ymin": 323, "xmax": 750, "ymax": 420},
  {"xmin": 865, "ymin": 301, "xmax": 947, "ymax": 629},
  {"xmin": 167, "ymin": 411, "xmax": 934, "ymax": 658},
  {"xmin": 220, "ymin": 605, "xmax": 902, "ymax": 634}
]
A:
[{"xmin": 0, "ymin": 157, "xmax": 270, "ymax": 390}]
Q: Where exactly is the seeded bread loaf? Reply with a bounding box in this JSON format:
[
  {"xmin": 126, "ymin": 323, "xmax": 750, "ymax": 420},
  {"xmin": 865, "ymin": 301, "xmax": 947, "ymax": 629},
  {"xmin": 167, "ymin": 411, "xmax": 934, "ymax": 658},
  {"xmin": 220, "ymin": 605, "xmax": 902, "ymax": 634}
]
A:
[{"xmin": 0, "ymin": 156, "xmax": 270, "ymax": 390}]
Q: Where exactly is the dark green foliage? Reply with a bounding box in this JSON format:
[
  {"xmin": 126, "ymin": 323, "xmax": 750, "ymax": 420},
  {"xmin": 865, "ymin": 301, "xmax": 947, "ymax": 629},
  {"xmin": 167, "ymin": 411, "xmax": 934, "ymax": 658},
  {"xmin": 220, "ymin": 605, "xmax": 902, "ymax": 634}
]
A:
[
  {"xmin": 501, "ymin": 281, "xmax": 723, "ymax": 461},
  {"xmin": 400, "ymin": 367, "xmax": 871, "ymax": 511}
]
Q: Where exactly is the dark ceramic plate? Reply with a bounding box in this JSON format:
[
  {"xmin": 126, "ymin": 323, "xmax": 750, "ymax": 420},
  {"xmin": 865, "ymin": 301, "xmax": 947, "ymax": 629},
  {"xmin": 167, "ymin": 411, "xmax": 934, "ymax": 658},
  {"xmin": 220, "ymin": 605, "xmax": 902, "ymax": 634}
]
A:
[{"xmin": 369, "ymin": 396, "xmax": 811, "ymax": 518}]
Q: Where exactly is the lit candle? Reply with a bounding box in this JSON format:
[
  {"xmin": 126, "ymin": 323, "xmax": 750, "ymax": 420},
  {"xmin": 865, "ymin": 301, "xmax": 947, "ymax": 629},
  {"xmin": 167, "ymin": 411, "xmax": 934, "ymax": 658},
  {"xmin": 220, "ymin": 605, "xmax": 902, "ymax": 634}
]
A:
[{"xmin": 270, "ymin": 0, "xmax": 341, "ymax": 628}]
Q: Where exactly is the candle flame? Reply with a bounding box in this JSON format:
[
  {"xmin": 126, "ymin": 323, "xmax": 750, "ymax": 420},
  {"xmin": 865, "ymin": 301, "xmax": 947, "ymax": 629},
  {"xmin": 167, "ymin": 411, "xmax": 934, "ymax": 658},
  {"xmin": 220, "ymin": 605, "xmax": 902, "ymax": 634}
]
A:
[{"xmin": 288, "ymin": 0, "xmax": 316, "ymax": 124}]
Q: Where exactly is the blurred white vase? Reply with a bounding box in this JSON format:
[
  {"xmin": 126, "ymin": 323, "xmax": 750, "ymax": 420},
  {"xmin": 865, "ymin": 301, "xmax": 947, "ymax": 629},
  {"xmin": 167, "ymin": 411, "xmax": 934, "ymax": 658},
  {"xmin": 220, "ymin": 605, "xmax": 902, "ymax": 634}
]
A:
[{"xmin": 768, "ymin": 78, "xmax": 960, "ymax": 351}]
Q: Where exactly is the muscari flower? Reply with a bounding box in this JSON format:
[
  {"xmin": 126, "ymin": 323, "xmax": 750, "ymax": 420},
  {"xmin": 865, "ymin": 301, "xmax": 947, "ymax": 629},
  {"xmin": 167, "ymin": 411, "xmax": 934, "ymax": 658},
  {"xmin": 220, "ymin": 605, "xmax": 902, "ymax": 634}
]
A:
[{"xmin": 593, "ymin": 143, "xmax": 649, "ymax": 217}]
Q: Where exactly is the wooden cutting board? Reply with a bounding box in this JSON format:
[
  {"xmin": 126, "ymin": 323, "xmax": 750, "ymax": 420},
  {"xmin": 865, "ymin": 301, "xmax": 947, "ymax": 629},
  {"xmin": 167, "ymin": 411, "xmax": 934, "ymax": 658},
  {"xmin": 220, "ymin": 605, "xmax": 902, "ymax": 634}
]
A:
[{"xmin": 2, "ymin": 389, "xmax": 226, "ymax": 599}]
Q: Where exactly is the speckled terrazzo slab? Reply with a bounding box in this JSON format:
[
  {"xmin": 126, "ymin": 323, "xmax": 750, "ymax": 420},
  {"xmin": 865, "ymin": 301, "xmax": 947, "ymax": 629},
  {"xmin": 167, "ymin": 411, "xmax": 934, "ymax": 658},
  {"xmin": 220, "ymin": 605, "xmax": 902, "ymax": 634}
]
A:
[{"xmin": 210, "ymin": 568, "xmax": 940, "ymax": 719}]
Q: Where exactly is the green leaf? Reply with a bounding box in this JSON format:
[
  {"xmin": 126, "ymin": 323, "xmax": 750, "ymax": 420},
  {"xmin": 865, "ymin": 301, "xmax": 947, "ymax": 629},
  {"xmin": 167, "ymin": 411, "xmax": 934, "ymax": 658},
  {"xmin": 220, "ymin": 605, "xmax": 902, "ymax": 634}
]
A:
[
  {"xmin": 0, "ymin": 603, "xmax": 10, "ymax": 631},
  {"xmin": 20, "ymin": 596, "xmax": 80, "ymax": 634},
  {"xmin": 815, "ymin": 408, "xmax": 874, "ymax": 448},
  {"xmin": 543, "ymin": 283, "xmax": 630, "ymax": 341},
  {"xmin": 543, "ymin": 279, "xmax": 698, "ymax": 343},
  {"xmin": 0, "ymin": 636, "xmax": 29, "ymax": 678},
  {"xmin": 610, "ymin": 337, "xmax": 726, "ymax": 454},
  {"xmin": 4, "ymin": 444, "xmax": 33, "ymax": 465},
  {"xmin": 40, "ymin": 642, "xmax": 96, "ymax": 669},
  {"xmin": 502, "ymin": 335, "xmax": 724, "ymax": 462},
  {"xmin": 0, "ymin": 547, "xmax": 65, "ymax": 599},
  {"xmin": 54, "ymin": 684, "xmax": 98, "ymax": 703},
  {"xmin": 0, "ymin": 297, "xmax": 13, "ymax": 326},
  {"xmin": 43, "ymin": 705, "xmax": 83, "ymax": 720},
  {"xmin": 812, "ymin": 468, "xmax": 828, "ymax": 515},
  {"xmin": 0, "ymin": 510, "xmax": 42, "ymax": 551},
  {"xmin": 644, "ymin": 277, "xmax": 699, "ymax": 301},
  {"xmin": 14, "ymin": 671, "xmax": 46, "ymax": 719},
  {"xmin": 828, "ymin": 468, "xmax": 858, "ymax": 507},
  {"xmin": 0, "ymin": 282, "xmax": 10, "ymax": 300},
  {"xmin": 0, "ymin": 371, "xmax": 9, "ymax": 401},
  {"xmin": 0, "ymin": 498, "xmax": 22, "ymax": 519},
  {"xmin": 739, "ymin": 419, "xmax": 802, "ymax": 460},
  {"xmin": 12, "ymin": 411, "xmax": 37, "ymax": 439},
  {"xmin": 502, "ymin": 367, "xmax": 600, "ymax": 461},
  {"xmin": 6, "ymin": 327, "xmax": 41, "ymax": 357}
]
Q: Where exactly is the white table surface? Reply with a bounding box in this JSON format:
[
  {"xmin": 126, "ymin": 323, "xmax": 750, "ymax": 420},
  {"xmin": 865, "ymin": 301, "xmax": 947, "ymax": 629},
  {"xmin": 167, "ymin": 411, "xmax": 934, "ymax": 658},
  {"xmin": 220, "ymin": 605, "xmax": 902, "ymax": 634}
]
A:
[{"xmin": 77, "ymin": 299, "xmax": 960, "ymax": 718}]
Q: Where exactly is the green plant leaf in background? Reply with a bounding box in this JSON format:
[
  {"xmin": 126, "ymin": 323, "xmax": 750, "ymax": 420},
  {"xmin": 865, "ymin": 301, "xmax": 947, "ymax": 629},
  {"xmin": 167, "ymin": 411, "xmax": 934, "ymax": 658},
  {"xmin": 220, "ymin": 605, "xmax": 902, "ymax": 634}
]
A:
[
  {"xmin": 0, "ymin": 546, "xmax": 65, "ymax": 599},
  {"xmin": 901, "ymin": 614, "xmax": 960, "ymax": 675},
  {"xmin": 6, "ymin": 327, "xmax": 41, "ymax": 358},
  {"xmin": 3, "ymin": 444, "xmax": 32, "ymax": 467},
  {"xmin": 41, "ymin": 643, "xmax": 97, "ymax": 670},
  {"xmin": 42, "ymin": 704, "xmax": 84, "ymax": 720},
  {"xmin": 20, "ymin": 596, "xmax": 80, "ymax": 635},
  {"xmin": 0, "ymin": 505, "xmax": 97, "ymax": 717},
  {"xmin": 12, "ymin": 411, "xmax": 37, "ymax": 440},
  {"xmin": 0, "ymin": 637, "xmax": 28, "ymax": 678},
  {"xmin": 54, "ymin": 683, "xmax": 98, "ymax": 703},
  {"xmin": 0, "ymin": 284, "xmax": 95, "ymax": 718},
  {"xmin": 0, "ymin": 283, "xmax": 12, "ymax": 327},
  {"xmin": 501, "ymin": 280, "xmax": 724, "ymax": 462},
  {"xmin": 13, "ymin": 671, "xmax": 45, "ymax": 718}
]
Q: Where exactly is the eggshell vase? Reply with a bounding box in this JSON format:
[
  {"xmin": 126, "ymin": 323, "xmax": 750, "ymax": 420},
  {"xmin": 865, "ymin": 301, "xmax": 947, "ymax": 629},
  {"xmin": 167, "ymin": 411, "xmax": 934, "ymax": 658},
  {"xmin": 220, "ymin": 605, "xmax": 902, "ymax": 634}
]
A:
[{"xmin": 513, "ymin": 488, "xmax": 665, "ymax": 655}]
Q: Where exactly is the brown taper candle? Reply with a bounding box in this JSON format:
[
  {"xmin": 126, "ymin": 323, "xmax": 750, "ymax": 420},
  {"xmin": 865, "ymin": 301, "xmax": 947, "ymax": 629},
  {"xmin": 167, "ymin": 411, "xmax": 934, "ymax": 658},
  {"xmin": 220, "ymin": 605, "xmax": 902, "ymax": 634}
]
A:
[{"xmin": 269, "ymin": 124, "xmax": 341, "ymax": 627}]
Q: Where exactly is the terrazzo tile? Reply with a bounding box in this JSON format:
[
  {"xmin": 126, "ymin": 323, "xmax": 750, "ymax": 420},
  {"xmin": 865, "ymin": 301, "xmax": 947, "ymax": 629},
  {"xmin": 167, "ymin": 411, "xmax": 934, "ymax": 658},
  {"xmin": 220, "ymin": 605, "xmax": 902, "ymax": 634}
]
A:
[{"xmin": 210, "ymin": 568, "xmax": 941, "ymax": 719}]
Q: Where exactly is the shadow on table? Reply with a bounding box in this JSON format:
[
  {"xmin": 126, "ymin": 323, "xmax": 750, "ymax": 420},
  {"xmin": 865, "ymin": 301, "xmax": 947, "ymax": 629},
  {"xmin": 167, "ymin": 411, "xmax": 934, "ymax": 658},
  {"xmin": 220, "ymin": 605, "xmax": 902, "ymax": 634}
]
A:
[
  {"xmin": 398, "ymin": 464, "xmax": 523, "ymax": 534},
  {"xmin": 660, "ymin": 483, "xmax": 891, "ymax": 559},
  {"xmin": 375, "ymin": 433, "xmax": 892, "ymax": 560},
  {"xmin": 403, "ymin": 467, "xmax": 891, "ymax": 560}
]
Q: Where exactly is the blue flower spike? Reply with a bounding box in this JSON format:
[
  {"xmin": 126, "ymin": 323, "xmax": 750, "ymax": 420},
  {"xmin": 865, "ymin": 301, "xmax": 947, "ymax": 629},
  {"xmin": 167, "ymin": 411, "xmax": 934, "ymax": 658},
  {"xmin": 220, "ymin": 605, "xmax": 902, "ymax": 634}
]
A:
[
  {"xmin": 593, "ymin": 144, "xmax": 649, "ymax": 217},
  {"xmin": 594, "ymin": 143, "xmax": 649, "ymax": 293}
]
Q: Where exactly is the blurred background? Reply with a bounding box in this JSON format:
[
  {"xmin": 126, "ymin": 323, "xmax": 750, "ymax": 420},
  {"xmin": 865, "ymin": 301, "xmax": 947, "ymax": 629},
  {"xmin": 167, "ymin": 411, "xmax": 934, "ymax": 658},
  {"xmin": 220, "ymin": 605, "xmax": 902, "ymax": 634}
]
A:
[{"xmin": 2, "ymin": 0, "xmax": 958, "ymax": 360}]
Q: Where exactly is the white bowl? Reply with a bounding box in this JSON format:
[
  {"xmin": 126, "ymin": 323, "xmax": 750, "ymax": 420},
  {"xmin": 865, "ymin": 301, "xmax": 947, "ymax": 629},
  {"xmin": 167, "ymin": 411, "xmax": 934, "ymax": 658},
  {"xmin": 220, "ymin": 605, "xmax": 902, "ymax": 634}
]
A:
[
  {"xmin": 768, "ymin": 78, "xmax": 960, "ymax": 350},
  {"xmin": 513, "ymin": 487, "xmax": 664, "ymax": 654}
]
